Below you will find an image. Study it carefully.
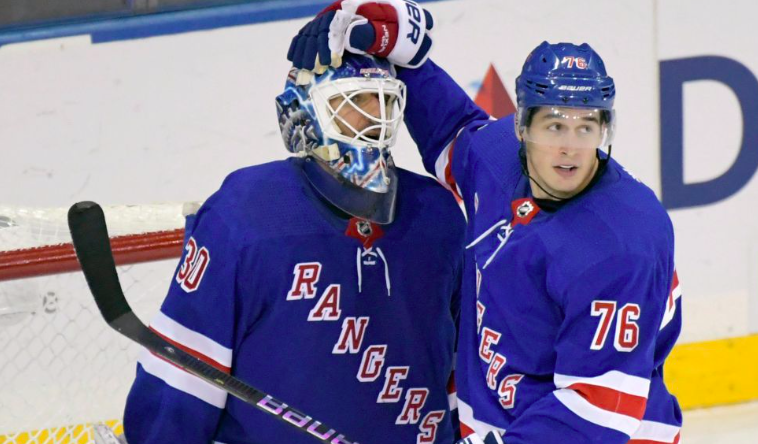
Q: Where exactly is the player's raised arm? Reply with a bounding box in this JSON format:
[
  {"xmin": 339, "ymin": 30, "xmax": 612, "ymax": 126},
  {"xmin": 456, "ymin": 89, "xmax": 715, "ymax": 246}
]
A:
[{"xmin": 396, "ymin": 59, "xmax": 492, "ymax": 196}]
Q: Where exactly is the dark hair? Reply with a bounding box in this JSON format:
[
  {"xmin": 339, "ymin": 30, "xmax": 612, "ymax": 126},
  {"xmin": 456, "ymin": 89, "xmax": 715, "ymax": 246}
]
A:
[{"xmin": 523, "ymin": 107, "xmax": 612, "ymax": 128}]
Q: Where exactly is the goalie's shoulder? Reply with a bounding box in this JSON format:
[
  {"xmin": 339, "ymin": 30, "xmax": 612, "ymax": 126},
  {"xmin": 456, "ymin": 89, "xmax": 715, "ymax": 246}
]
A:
[{"xmin": 196, "ymin": 158, "xmax": 322, "ymax": 242}]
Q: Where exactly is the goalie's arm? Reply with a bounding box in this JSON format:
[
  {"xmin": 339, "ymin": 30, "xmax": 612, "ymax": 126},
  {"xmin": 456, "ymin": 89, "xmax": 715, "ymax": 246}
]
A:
[
  {"xmin": 123, "ymin": 207, "xmax": 241, "ymax": 444},
  {"xmin": 68, "ymin": 201, "xmax": 357, "ymax": 444}
]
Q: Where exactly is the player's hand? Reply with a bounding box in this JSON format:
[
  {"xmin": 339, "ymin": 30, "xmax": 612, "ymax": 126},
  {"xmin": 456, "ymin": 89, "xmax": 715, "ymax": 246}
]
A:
[
  {"xmin": 287, "ymin": 0, "xmax": 434, "ymax": 72},
  {"xmin": 455, "ymin": 431, "xmax": 504, "ymax": 444}
]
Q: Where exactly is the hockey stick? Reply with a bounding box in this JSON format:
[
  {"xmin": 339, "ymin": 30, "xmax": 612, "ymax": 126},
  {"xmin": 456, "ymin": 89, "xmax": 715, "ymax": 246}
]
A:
[{"xmin": 67, "ymin": 201, "xmax": 356, "ymax": 444}]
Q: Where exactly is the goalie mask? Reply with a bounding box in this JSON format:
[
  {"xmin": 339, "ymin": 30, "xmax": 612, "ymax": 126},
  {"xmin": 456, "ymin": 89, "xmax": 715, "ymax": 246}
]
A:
[{"xmin": 275, "ymin": 54, "xmax": 406, "ymax": 224}]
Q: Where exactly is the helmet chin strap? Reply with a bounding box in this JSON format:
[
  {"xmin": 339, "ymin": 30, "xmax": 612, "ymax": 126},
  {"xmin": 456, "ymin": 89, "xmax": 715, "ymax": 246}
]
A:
[{"xmin": 519, "ymin": 142, "xmax": 613, "ymax": 202}]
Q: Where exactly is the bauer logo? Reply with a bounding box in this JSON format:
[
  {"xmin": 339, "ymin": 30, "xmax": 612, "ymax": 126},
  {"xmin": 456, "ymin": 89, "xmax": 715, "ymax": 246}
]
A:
[
  {"xmin": 404, "ymin": 0, "xmax": 422, "ymax": 44},
  {"xmin": 557, "ymin": 85, "xmax": 593, "ymax": 91},
  {"xmin": 176, "ymin": 237, "xmax": 210, "ymax": 293},
  {"xmin": 257, "ymin": 395, "xmax": 356, "ymax": 444},
  {"xmin": 360, "ymin": 67, "xmax": 390, "ymax": 78}
]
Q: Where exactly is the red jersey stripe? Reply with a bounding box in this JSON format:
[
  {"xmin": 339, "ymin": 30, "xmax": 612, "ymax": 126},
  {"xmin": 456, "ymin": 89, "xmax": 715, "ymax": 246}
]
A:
[
  {"xmin": 629, "ymin": 431, "xmax": 680, "ymax": 444},
  {"xmin": 569, "ymin": 382, "xmax": 647, "ymax": 420},
  {"xmin": 150, "ymin": 327, "xmax": 232, "ymax": 374}
]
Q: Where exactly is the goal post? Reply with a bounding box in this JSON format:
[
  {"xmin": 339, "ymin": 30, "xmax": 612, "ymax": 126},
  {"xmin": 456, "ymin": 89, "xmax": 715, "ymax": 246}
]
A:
[{"xmin": 0, "ymin": 203, "xmax": 195, "ymax": 444}]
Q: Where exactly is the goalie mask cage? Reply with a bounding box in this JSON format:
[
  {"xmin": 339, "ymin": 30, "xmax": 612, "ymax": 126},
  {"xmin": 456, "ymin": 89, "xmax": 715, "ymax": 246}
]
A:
[{"xmin": 0, "ymin": 203, "xmax": 195, "ymax": 444}]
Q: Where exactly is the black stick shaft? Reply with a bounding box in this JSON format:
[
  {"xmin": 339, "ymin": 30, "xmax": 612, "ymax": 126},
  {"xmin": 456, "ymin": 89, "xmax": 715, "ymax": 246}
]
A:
[{"xmin": 68, "ymin": 201, "xmax": 357, "ymax": 444}]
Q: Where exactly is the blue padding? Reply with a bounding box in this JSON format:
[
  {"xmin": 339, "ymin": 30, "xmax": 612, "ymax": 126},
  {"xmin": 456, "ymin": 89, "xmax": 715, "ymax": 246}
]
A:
[{"xmin": 0, "ymin": 0, "xmax": 448, "ymax": 47}]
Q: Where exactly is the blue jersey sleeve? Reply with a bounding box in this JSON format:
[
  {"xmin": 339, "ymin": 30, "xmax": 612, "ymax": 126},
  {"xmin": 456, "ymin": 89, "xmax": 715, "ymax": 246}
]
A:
[
  {"xmin": 398, "ymin": 61, "xmax": 491, "ymax": 199},
  {"xmin": 123, "ymin": 206, "xmax": 248, "ymax": 444},
  {"xmin": 504, "ymin": 254, "xmax": 670, "ymax": 444}
]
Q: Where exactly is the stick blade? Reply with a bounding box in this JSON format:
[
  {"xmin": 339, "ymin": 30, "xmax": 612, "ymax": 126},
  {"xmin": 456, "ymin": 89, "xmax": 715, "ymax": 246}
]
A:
[{"xmin": 68, "ymin": 201, "xmax": 130, "ymax": 324}]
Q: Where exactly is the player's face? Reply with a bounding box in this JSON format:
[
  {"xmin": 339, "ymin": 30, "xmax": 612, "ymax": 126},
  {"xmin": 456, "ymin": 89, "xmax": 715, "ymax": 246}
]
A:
[
  {"xmin": 520, "ymin": 107, "xmax": 603, "ymax": 200},
  {"xmin": 329, "ymin": 93, "xmax": 385, "ymax": 139}
]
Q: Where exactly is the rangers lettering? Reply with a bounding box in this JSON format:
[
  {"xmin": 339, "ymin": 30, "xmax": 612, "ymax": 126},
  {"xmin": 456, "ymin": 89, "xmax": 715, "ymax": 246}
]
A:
[
  {"xmin": 357, "ymin": 345, "xmax": 387, "ymax": 382},
  {"xmin": 308, "ymin": 284, "xmax": 342, "ymax": 321},
  {"xmin": 497, "ymin": 374, "xmax": 524, "ymax": 410},
  {"xmin": 478, "ymin": 327, "xmax": 502, "ymax": 363},
  {"xmin": 377, "ymin": 366, "xmax": 409, "ymax": 402},
  {"xmin": 476, "ymin": 301, "xmax": 486, "ymax": 333},
  {"xmin": 486, "ymin": 353, "xmax": 507, "ymax": 390},
  {"xmin": 332, "ymin": 317, "xmax": 370, "ymax": 354},
  {"xmin": 417, "ymin": 410, "xmax": 446, "ymax": 444},
  {"xmin": 396, "ymin": 388, "xmax": 429, "ymax": 424},
  {"xmin": 287, "ymin": 262, "xmax": 322, "ymax": 300}
]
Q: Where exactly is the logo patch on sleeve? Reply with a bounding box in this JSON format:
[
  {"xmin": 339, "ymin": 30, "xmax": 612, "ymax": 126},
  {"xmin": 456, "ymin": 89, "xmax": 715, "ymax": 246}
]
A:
[{"xmin": 176, "ymin": 236, "xmax": 210, "ymax": 293}]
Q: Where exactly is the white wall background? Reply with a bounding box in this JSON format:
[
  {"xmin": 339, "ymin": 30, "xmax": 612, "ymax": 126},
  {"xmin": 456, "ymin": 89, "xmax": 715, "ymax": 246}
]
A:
[{"xmin": 1, "ymin": 0, "xmax": 757, "ymax": 344}]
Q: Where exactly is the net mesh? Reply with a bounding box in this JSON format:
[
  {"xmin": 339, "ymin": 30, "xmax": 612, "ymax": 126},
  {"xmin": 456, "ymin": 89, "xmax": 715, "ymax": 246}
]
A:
[{"xmin": 0, "ymin": 203, "xmax": 193, "ymax": 444}]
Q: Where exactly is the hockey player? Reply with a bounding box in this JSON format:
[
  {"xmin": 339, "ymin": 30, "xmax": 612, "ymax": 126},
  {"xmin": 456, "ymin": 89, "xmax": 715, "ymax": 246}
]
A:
[
  {"xmin": 288, "ymin": 3, "xmax": 684, "ymax": 444},
  {"xmin": 122, "ymin": 53, "xmax": 465, "ymax": 444}
]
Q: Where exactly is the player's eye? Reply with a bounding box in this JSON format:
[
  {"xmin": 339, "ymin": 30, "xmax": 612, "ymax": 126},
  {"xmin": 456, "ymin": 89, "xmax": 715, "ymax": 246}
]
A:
[
  {"xmin": 353, "ymin": 93, "xmax": 378, "ymax": 106},
  {"xmin": 547, "ymin": 123, "xmax": 563, "ymax": 132}
]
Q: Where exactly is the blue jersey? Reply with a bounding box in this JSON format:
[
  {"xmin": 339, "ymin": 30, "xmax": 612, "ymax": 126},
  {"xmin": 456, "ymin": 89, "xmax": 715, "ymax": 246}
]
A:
[
  {"xmin": 123, "ymin": 157, "xmax": 466, "ymax": 444},
  {"xmin": 398, "ymin": 61, "xmax": 683, "ymax": 444}
]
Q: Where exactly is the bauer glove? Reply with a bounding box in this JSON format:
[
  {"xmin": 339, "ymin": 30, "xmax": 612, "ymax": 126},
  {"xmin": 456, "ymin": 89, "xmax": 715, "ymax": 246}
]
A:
[{"xmin": 287, "ymin": 0, "xmax": 434, "ymax": 72}]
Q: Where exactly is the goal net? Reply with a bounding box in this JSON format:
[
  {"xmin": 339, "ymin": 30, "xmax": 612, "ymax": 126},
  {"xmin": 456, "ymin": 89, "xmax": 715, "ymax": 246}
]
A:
[{"xmin": 0, "ymin": 203, "xmax": 196, "ymax": 444}]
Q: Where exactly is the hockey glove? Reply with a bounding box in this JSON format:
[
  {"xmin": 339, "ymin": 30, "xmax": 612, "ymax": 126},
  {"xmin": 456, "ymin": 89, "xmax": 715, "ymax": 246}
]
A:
[
  {"xmin": 456, "ymin": 431, "xmax": 505, "ymax": 444},
  {"xmin": 287, "ymin": 0, "xmax": 434, "ymax": 72}
]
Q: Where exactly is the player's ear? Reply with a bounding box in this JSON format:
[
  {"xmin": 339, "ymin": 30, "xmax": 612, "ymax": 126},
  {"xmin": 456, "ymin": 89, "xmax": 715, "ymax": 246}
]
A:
[{"xmin": 514, "ymin": 116, "xmax": 523, "ymax": 142}]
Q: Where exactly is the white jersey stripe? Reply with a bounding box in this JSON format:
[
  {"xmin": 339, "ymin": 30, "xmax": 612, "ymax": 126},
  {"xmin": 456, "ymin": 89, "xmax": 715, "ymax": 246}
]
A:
[
  {"xmin": 434, "ymin": 141, "xmax": 455, "ymax": 192},
  {"xmin": 554, "ymin": 371, "xmax": 650, "ymax": 398},
  {"xmin": 631, "ymin": 419, "xmax": 680, "ymax": 442},
  {"xmin": 138, "ymin": 347, "xmax": 227, "ymax": 408},
  {"xmin": 151, "ymin": 310, "xmax": 233, "ymax": 368},
  {"xmin": 457, "ymin": 398, "xmax": 505, "ymax": 438},
  {"xmin": 554, "ymin": 388, "xmax": 641, "ymax": 436},
  {"xmin": 448, "ymin": 392, "xmax": 458, "ymax": 410},
  {"xmin": 660, "ymin": 283, "xmax": 682, "ymax": 331}
]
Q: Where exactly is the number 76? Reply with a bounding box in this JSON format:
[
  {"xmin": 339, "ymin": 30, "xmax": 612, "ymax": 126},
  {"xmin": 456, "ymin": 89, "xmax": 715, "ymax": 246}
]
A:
[{"xmin": 590, "ymin": 301, "xmax": 641, "ymax": 352}]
